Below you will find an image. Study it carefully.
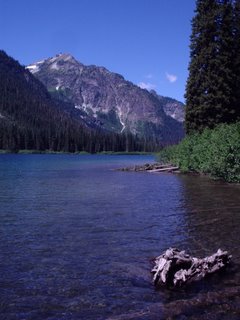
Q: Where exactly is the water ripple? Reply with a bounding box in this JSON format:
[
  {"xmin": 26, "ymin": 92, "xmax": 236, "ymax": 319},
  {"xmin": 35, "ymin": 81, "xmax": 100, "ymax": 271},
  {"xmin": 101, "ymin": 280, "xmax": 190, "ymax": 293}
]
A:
[{"xmin": 0, "ymin": 155, "xmax": 240, "ymax": 319}]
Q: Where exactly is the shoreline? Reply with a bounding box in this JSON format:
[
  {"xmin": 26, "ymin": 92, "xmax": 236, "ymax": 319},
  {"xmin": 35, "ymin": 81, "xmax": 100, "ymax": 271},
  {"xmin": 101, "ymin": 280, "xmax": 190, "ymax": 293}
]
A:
[
  {"xmin": 0, "ymin": 149, "xmax": 154, "ymax": 156},
  {"xmin": 117, "ymin": 162, "xmax": 240, "ymax": 184}
]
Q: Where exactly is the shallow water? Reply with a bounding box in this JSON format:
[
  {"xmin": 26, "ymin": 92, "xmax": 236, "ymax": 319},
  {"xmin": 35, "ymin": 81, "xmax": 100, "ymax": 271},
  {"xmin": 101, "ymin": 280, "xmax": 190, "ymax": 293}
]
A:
[{"xmin": 0, "ymin": 154, "xmax": 240, "ymax": 319}]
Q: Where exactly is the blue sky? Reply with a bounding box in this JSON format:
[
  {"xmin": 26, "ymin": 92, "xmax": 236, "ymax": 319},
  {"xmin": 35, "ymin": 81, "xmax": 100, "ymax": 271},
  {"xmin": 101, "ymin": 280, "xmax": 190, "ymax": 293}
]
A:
[{"xmin": 0, "ymin": 0, "xmax": 196, "ymax": 102}]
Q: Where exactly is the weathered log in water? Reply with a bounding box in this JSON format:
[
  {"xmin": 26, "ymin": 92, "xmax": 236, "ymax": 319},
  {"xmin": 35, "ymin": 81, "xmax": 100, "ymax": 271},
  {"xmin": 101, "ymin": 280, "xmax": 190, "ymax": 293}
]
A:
[
  {"xmin": 148, "ymin": 166, "xmax": 179, "ymax": 173},
  {"xmin": 152, "ymin": 248, "xmax": 231, "ymax": 287},
  {"xmin": 117, "ymin": 163, "xmax": 179, "ymax": 173}
]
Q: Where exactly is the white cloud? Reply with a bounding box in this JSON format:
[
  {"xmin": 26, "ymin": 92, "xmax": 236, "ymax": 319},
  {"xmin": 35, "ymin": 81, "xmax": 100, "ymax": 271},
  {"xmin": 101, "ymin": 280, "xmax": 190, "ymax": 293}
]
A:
[
  {"xmin": 166, "ymin": 72, "xmax": 177, "ymax": 83},
  {"xmin": 145, "ymin": 73, "xmax": 153, "ymax": 79},
  {"xmin": 138, "ymin": 82, "xmax": 156, "ymax": 91}
]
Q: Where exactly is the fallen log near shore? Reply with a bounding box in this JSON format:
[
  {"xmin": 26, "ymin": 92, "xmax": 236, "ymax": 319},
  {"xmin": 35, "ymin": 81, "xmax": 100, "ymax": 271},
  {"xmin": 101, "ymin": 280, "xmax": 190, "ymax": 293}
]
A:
[
  {"xmin": 151, "ymin": 248, "xmax": 231, "ymax": 287},
  {"xmin": 117, "ymin": 163, "xmax": 179, "ymax": 173},
  {"xmin": 148, "ymin": 166, "xmax": 179, "ymax": 173}
]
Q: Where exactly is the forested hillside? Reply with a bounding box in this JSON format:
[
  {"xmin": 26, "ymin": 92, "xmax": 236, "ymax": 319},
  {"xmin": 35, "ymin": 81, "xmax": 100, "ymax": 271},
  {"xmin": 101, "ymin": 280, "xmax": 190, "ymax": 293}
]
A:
[{"xmin": 0, "ymin": 51, "xmax": 155, "ymax": 152}]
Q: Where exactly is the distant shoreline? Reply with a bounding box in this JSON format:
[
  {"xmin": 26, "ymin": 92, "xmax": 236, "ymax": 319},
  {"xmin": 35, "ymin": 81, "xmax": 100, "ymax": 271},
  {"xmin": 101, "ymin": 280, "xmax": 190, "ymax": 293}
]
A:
[{"xmin": 0, "ymin": 150, "xmax": 154, "ymax": 156}]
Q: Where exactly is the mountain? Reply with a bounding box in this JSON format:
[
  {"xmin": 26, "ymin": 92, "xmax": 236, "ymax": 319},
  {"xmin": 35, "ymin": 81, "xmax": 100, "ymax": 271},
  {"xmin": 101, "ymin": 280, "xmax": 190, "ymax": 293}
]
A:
[
  {"xmin": 26, "ymin": 53, "xmax": 185, "ymax": 145},
  {"xmin": 0, "ymin": 50, "xmax": 145, "ymax": 153},
  {"xmin": 150, "ymin": 90, "xmax": 185, "ymax": 123}
]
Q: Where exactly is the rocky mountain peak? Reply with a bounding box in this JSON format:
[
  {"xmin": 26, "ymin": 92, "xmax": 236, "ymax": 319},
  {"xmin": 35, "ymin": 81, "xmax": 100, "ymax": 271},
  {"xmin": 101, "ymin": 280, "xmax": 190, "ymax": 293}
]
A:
[
  {"xmin": 27, "ymin": 53, "xmax": 185, "ymax": 145},
  {"xmin": 55, "ymin": 52, "xmax": 75, "ymax": 61},
  {"xmin": 26, "ymin": 53, "xmax": 82, "ymax": 74},
  {"xmin": 48, "ymin": 53, "xmax": 82, "ymax": 67},
  {"xmin": 150, "ymin": 90, "xmax": 185, "ymax": 123}
]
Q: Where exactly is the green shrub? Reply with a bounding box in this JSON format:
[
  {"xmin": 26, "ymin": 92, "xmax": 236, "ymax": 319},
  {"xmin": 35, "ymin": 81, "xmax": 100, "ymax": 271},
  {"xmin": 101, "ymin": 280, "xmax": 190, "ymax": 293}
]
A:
[{"xmin": 157, "ymin": 122, "xmax": 240, "ymax": 182}]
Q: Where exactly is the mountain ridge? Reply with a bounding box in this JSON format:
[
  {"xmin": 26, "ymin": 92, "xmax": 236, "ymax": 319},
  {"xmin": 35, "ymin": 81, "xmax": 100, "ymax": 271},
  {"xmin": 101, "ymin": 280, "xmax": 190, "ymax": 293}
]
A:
[
  {"xmin": 27, "ymin": 53, "xmax": 185, "ymax": 145},
  {"xmin": 0, "ymin": 50, "xmax": 150, "ymax": 152}
]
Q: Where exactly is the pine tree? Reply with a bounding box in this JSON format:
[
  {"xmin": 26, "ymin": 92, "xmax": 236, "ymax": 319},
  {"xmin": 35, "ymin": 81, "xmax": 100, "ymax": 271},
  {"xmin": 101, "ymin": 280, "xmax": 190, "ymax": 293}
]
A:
[
  {"xmin": 185, "ymin": 0, "xmax": 237, "ymax": 133},
  {"xmin": 233, "ymin": 0, "xmax": 240, "ymax": 118},
  {"xmin": 209, "ymin": 0, "xmax": 236, "ymax": 125},
  {"xmin": 185, "ymin": 0, "xmax": 219, "ymax": 133}
]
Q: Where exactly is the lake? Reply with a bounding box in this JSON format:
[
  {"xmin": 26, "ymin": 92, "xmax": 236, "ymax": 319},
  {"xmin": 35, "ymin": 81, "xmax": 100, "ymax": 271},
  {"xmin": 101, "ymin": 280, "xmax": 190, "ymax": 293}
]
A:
[{"xmin": 0, "ymin": 154, "xmax": 240, "ymax": 319}]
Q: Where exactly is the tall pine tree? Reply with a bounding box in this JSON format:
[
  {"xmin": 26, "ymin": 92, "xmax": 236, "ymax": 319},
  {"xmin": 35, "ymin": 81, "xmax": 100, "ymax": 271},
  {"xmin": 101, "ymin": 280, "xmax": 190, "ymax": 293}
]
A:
[
  {"xmin": 185, "ymin": 0, "xmax": 219, "ymax": 133},
  {"xmin": 185, "ymin": 0, "xmax": 238, "ymax": 133},
  {"xmin": 214, "ymin": 0, "xmax": 235, "ymax": 123},
  {"xmin": 233, "ymin": 0, "xmax": 240, "ymax": 118}
]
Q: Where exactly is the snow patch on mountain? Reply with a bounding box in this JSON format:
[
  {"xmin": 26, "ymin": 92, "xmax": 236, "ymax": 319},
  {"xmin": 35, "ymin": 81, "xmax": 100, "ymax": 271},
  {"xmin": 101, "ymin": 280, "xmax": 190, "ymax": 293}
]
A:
[
  {"xmin": 26, "ymin": 59, "xmax": 45, "ymax": 74},
  {"xmin": 50, "ymin": 61, "xmax": 60, "ymax": 70},
  {"xmin": 26, "ymin": 64, "xmax": 39, "ymax": 73},
  {"xmin": 116, "ymin": 105, "xmax": 128, "ymax": 133}
]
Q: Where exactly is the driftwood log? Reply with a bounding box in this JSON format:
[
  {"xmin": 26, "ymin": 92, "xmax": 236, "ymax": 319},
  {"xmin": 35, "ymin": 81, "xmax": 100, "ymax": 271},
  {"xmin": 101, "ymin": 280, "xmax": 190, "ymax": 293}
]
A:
[
  {"xmin": 117, "ymin": 163, "xmax": 179, "ymax": 173},
  {"xmin": 151, "ymin": 248, "xmax": 231, "ymax": 287}
]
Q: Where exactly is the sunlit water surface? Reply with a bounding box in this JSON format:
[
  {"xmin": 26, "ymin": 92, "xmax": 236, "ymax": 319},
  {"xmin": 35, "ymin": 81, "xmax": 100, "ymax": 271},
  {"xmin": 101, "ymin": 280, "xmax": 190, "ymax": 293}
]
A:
[{"xmin": 0, "ymin": 154, "xmax": 240, "ymax": 319}]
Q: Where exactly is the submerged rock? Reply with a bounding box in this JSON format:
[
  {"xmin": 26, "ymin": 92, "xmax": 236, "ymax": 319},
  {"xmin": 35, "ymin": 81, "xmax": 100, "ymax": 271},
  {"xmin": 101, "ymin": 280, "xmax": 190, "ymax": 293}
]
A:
[{"xmin": 151, "ymin": 248, "xmax": 231, "ymax": 287}]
